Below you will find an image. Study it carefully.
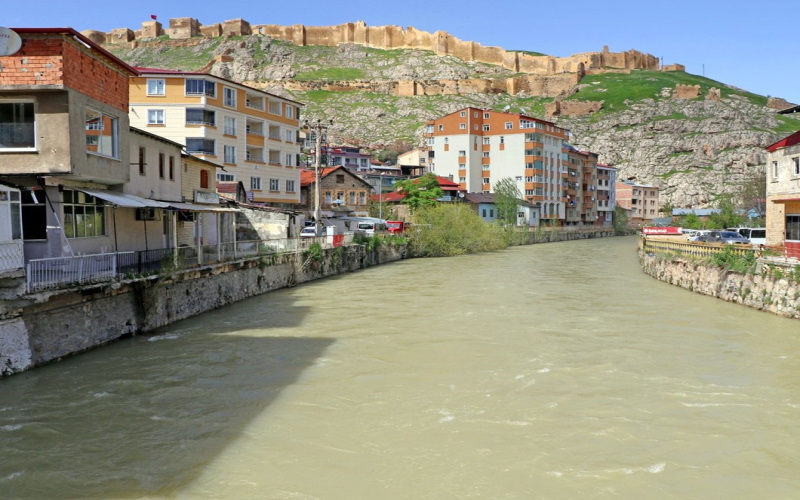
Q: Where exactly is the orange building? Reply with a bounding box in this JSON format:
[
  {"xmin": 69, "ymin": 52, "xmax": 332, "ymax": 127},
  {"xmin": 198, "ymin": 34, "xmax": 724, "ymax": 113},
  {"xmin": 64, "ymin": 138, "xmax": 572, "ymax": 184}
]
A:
[
  {"xmin": 425, "ymin": 107, "xmax": 610, "ymax": 226},
  {"xmin": 129, "ymin": 68, "xmax": 303, "ymax": 207},
  {"xmin": 615, "ymin": 181, "xmax": 660, "ymax": 227}
]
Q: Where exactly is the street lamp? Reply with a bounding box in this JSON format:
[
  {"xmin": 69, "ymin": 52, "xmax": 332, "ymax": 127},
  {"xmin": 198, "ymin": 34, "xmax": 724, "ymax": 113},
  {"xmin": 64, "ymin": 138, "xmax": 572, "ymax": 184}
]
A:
[{"xmin": 303, "ymin": 119, "xmax": 333, "ymax": 234}]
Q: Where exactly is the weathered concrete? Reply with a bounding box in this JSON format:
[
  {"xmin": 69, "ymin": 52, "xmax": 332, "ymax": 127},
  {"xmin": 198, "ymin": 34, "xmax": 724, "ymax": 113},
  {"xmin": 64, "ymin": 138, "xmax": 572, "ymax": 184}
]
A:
[
  {"xmin": 0, "ymin": 243, "xmax": 407, "ymax": 377},
  {"xmin": 640, "ymin": 252, "xmax": 800, "ymax": 319}
]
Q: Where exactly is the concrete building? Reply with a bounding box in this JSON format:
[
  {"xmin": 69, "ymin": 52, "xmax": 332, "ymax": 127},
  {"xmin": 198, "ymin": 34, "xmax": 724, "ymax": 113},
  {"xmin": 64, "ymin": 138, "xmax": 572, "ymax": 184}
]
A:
[
  {"xmin": 397, "ymin": 147, "xmax": 429, "ymax": 176},
  {"xmin": 0, "ymin": 28, "xmax": 138, "ymax": 261},
  {"xmin": 615, "ymin": 180, "xmax": 659, "ymax": 227},
  {"xmin": 129, "ymin": 68, "xmax": 303, "ymax": 207},
  {"xmin": 765, "ymin": 131, "xmax": 800, "ymax": 258},
  {"xmin": 299, "ymin": 166, "xmax": 373, "ymax": 219},
  {"xmin": 425, "ymin": 107, "xmax": 608, "ymax": 226}
]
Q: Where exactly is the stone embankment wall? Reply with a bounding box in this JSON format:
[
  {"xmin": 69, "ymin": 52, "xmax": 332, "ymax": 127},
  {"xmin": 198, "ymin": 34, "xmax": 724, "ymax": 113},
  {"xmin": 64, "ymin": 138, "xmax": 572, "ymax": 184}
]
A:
[
  {"xmin": 82, "ymin": 19, "xmax": 664, "ymax": 77},
  {"xmin": 640, "ymin": 253, "xmax": 800, "ymax": 319},
  {"xmin": 0, "ymin": 244, "xmax": 407, "ymax": 377}
]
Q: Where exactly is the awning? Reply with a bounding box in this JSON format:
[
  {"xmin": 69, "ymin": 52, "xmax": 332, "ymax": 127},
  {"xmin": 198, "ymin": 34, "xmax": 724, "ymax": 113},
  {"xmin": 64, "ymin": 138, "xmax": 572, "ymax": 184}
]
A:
[
  {"xmin": 771, "ymin": 198, "xmax": 800, "ymax": 204},
  {"xmin": 166, "ymin": 202, "xmax": 238, "ymax": 212},
  {"xmin": 78, "ymin": 189, "xmax": 170, "ymax": 208}
]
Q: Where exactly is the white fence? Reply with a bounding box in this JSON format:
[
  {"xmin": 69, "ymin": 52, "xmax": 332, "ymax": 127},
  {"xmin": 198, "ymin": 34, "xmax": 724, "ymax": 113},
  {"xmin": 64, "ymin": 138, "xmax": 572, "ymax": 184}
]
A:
[
  {"xmin": 0, "ymin": 240, "xmax": 24, "ymax": 272},
  {"xmin": 24, "ymin": 234, "xmax": 356, "ymax": 293}
]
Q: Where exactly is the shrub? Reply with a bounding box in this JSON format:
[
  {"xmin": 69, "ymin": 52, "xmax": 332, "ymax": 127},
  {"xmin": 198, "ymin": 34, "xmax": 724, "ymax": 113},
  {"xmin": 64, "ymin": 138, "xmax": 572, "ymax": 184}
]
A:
[{"xmin": 408, "ymin": 204, "xmax": 507, "ymax": 257}]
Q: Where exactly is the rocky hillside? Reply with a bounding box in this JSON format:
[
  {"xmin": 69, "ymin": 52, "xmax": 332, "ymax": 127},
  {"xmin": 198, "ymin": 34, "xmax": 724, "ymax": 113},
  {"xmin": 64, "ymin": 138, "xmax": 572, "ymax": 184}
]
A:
[{"xmin": 109, "ymin": 35, "xmax": 800, "ymax": 208}]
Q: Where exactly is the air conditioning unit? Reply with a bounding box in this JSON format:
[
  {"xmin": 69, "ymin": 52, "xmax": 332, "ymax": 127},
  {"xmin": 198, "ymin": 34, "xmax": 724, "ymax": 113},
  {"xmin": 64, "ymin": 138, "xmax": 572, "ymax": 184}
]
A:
[{"xmin": 136, "ymin": 208, "xmax": 160, "ymax": 221}]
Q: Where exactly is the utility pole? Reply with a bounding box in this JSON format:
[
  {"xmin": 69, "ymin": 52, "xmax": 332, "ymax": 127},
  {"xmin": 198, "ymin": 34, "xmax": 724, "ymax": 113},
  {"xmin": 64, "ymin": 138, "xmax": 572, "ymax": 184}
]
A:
[{"xmin": 304, "ymin": 119, "xmax": 333, "ymax": 234}]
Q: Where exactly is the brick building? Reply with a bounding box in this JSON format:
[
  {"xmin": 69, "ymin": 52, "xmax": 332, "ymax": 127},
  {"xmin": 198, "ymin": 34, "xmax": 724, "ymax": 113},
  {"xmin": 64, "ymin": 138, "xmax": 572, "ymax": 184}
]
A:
[
  {"xmin": 615, "ymin": 181, "xmax": 660, "ymax": 227},
  {"xmin": 765, "ymin": 131, "xmax": 800, "ymax": 258}
]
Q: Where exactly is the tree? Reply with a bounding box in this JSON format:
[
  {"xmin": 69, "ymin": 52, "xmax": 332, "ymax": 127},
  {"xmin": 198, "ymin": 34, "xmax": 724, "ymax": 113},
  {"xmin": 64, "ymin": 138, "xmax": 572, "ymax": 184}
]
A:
[
  {"xmin": 612, "ymin": 206, "xmax": 630, "ymax": 235},
  {"xmin": 707, "ymin": 195, "xmax": 745, "ymax": 229},
  {"xmin": 393, "ymin": 173, "xmax": 444, "ymax": 212},
  {"xmin": 494, "ymin": 177, "xmax": 522, "ymax": 226},
  {"xmin": 737, "ymin": 167, "xmax": 767, "ymax": 221}
]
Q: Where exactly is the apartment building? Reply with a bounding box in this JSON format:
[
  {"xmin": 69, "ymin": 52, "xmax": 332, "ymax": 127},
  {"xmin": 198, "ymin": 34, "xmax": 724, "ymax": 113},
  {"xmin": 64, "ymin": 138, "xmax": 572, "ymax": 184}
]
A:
[
  {"xmin": 596, "ymin": 164, "xmax": 617, "ymax": 226},
  {"xmin": 129, "ymin": 68, "xmax": 303, "ymax": 206},
  {"xmin": 765, "ymin": 130, "xmax": 800, "ymax": 258},
  {"xmin": 425, "ymin": 107, "xmax": 603, "ymax": 225},
  {"xmin": 615, "ymin": 180, "xmax": 659, "ymax": 226}
]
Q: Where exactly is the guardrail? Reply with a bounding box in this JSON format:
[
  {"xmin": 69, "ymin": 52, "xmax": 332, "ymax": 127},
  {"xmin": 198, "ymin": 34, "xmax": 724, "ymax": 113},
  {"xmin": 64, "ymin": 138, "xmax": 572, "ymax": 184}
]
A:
[
  {"xmin": 641, "ymin": 237, "xmax": 756, "ymax": 258},
  {"xmin": 25, "ymin": 233, "xmax": 356, "ymax": 293}
]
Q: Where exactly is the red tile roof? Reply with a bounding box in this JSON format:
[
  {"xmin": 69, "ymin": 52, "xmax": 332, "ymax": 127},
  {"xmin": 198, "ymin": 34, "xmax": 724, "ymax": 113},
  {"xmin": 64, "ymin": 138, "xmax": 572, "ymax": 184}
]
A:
[
  {"xmin": 299, "ymin": 166, "xmax": 343, "ymax": 187},
  {"xmin": 766, "ymin": 130, "xmax": 800, "ymax": 152}
]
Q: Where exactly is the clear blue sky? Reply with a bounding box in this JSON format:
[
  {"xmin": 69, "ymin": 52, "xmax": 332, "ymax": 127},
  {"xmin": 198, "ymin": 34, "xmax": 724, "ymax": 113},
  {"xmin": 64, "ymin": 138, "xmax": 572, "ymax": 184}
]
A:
[{"xmin": 9, "ymin": 0, "xmax": 800, "ymax": 105}]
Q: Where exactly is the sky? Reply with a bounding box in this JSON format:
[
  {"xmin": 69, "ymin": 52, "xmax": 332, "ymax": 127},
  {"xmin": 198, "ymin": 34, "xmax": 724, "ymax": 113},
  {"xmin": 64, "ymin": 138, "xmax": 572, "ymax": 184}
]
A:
[{"xmin": 8, "ymin": 0, "xmax": 800, "ymax": 104}]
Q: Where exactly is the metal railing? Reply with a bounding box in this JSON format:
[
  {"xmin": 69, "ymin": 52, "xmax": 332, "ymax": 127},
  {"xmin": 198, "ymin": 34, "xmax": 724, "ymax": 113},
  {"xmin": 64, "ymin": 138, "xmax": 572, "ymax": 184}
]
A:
[
  {"xmin": 24, "ymin": 234, "xmax": 355, "ymax": 293},
  {"xmin": 641, "ymin": 238, "xmax": 756, "ymax": 258}
]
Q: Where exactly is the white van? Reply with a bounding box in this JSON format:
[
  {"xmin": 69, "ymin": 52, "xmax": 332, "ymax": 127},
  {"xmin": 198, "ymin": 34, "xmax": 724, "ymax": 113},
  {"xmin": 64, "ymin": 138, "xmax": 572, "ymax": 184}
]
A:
[
  {"xmin": 726, "ymin": 227, "xmax": 766, "ymax": 247},
  {"xmin": 356, "ymin": 221, "xmax": 387, "ymax": 236}
]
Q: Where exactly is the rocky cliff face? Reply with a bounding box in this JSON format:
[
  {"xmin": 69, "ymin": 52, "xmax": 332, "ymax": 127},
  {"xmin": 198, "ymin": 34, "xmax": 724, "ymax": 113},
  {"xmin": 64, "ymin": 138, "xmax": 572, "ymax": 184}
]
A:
[{"xmin": 110, "ymin": 35, "xmax": 800, "ymax": 208}]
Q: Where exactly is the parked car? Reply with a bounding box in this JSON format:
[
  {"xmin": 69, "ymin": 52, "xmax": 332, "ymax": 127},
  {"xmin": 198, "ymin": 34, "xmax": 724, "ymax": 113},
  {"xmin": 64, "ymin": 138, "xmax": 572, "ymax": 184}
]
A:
[
  {"xmin": 687, "ymin": 230, "xmax": 709, "ymax": 242},
  {"xmin": 386, "ymin": 220, "xmax": 409, "ymax": 234},
  {"xmin": 726, "ymin": 227, "xmax": 766, "ymax": 247},
  {"xmin": 696, "ymin": 230, "xmax": 750, "ymax": 245}
]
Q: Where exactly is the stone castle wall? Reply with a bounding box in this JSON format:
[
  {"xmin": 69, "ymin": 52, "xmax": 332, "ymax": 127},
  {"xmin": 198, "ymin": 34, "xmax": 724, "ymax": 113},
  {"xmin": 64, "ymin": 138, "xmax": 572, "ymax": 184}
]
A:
[{"xmin": 87, "ymin": 18, "xmax": 666, "ymax": 77}]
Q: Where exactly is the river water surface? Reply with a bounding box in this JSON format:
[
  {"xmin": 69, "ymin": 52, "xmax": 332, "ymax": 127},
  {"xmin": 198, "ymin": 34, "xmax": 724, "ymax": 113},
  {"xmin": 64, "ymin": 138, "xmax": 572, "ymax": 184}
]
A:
[{"xmin": 2, "ymin": 237, "xmax": 800, "ymax": 499}]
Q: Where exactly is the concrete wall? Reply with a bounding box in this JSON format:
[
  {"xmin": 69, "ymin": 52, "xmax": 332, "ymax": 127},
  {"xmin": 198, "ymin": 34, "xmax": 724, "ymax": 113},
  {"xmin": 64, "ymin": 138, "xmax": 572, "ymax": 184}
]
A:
[{"xmin": 0, "ymin": 242, "xmax": 408, "ymax": 376}]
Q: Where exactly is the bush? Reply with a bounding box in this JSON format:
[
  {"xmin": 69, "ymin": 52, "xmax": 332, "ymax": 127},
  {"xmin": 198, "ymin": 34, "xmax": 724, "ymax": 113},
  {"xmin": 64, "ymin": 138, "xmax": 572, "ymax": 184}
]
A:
[
  {"xmin": 408, "ymin": 204, "xmax": 507, "ymax": 257},
  {"xmin": 711, "ymin": 245, "xmax": 756, "ymax": 274}
]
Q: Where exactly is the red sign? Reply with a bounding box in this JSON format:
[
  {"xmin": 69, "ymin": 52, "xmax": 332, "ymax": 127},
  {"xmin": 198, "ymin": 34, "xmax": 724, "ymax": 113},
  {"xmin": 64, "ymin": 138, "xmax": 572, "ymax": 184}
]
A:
[{"xmin": 642, "ymin": 226, "xmax": 683, "ymax": 235}]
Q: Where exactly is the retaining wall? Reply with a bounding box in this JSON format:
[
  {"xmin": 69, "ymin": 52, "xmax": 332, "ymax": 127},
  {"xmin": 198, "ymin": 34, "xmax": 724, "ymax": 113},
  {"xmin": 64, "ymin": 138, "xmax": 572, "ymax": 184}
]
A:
[{"xmin": 0, "ymin": 243, "xmax": 407, "ymax": 377}]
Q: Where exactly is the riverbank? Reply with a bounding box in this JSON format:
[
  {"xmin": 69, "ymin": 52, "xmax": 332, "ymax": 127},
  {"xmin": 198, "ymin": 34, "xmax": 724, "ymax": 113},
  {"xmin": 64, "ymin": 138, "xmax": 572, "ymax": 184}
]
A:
[{"xmin": 640, "ymin": 240, "xmax": 800, "ymax": 320}]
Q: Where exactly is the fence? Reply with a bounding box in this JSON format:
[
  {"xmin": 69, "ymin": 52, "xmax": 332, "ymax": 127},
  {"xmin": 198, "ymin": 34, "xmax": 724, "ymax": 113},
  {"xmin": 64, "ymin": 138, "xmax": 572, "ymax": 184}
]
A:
[
  {"xmin": 641, "ymin": 237, "xmax": 757, "ymax": 259},
  {"xmin": 25, "ymin": 233, "xmax": 355, "ymax": 293}
]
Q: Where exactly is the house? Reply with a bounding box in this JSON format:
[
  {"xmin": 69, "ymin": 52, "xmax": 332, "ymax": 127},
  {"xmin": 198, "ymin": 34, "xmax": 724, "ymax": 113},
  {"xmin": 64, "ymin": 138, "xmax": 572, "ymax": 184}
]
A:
[
  {"xmin": 463, "ymin": 192, "xmax": 538, "ymax": 226},
  {"xmin": 615, "ymin": 180, "xmax": 660, "ymax": 227},
  {"xmin": 129, "ymin": 67, "xmax": 303, "ymax": 207},
  {"xmin": 0, "ymin": 28, "xmax": 139, "ymax": 261},
  {"xmin": 424, "ymin": 107, "xmax": 606, "ymax": 226},
  {"xmin": 299, "ymin": 166, "xmax": 373, "ymax": 220},
  {"xmin": 397, "ymin": 148, "xmax": 429, "ymax": 176},
  {"xmin": 765, "ymin": 131, "xmax": 800, "ymax": 258}
]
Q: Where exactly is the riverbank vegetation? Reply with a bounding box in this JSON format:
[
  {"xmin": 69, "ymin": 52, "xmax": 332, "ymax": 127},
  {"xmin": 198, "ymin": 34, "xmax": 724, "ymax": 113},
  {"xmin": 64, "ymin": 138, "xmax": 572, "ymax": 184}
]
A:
[{"xmin": 408, "ymin": 204, "xmax": 508, "ymax": 257}]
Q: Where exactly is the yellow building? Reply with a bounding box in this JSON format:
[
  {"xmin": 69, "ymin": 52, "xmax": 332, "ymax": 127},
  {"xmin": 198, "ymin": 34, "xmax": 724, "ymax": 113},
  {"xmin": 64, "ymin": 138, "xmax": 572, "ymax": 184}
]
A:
[{"xmin": 129, "ymin": 68, "xmax": 303, "ymax": 206}]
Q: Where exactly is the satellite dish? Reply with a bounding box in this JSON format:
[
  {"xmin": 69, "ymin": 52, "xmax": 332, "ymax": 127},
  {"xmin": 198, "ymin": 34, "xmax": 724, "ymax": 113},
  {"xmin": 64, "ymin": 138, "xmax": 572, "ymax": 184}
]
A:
[{"xmin": 0, "ymin": 28, "xmax": 22, "ymax": 56}]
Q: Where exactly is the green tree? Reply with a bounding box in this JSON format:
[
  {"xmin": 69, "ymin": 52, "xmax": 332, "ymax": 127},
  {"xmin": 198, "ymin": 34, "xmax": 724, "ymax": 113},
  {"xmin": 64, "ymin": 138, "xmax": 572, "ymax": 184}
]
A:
[
  {"xmin": 394, "ymin": 173, "xmax": 444, "ymax": 212},
  {"xmin": 612, "ymin": 206, "xmax": 630, "ymax": 235},
  {"xmin": 707, "ymin": 196, "xmax": 745, "ymax": 229},
  {"xmin": 494, "ymin": 177, "xmax": 522, "ymax": 226},
  {"xmin": 409, "ymin": 203, "xmax": 507, "ymax": 257},
  {"xmin": 737, "ymin": 167, "xmax": 767, "ymax": 221}
]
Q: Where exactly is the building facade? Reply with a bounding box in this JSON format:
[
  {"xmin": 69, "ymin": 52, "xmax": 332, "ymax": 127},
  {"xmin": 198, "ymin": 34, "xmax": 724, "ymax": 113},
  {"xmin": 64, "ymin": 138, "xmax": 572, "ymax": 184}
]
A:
[
  {"xmin": 765, "ymin": 131, "xmax": 800, "ymax": 258},
  {"xmin": 615, "ymin": 181, "xmax": 660, "ymax": 227},
  {"xmin": 299, "ymin": 167, "xmax": 372, "ymax": 219},
  {"xmin": 425, "ymin": 107, "xmax": 610, "ymax": 226},
  {"xmin": 129, "ymin": 68, "xmax": 303, "ymax": 206}
]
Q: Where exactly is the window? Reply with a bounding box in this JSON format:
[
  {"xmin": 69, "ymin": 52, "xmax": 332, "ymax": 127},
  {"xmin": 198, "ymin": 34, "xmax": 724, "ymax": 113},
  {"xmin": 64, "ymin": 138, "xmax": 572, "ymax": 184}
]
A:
[
  {"xmin": 458, "ymin": 150, "xmax": 466, "ymax": 156},
  {"xmin": 483, "ymin": 125, "xmax": 490, "ymax": 132},
  {"xmin": 459, "ymin": 176, "xmax": 466, "ymax": 183},
  {"xmin": 223, "ymin": 87, "xmax": 237, "ymax": 108},
  {"xmin": 483, "ymin": 113, "xmax": 490, "ymax": 119},
  {"xmin": 285, "ymin": 153, "xmax": 293, "ymax": 166},
  {"xmin": 286, "ymin": 180, "xmax": 296, "ymax": 192},
  {"xmin": 772, "ymin": 161, "xmax": 779, "ymax": 179},
  {"xmin": 85, "ymin": 109, "xmax": 118, "ymax": 158},
  {"xmin": 62, "ymin": 190, "xmax": 105, "ymax": 239},
  {"xmin": 138, "ymin": 147, "xmax": 146, "ymax": 175},
  {"xmin": 505, "ymin": 122, "xmax": 513, "ymax": 130},
  {"xmin": 786, "ymin": 215, "xmax": 800, "ymax": 240},
  {"xmin": 147, "ymin": 109, "xmax": 165, "ymax": 125},
  {"xmin": 185, "ymin": 79, "xmax": 215, "ymax": 97},
  {"xmin": 158, "ymin": 153, "xmax": 165, "ymax": 178},
  {"xmin": 438, "ymin": 124, "xmax": 444, "ymax": 131},
  {"xmin": 483, "ymin": 177, "xmax": 490, "ymax": 185},
  {"xmin": 223, "ymin": 145, "xmax": 236, "ymax": 164},
  {"xmin": 359, "ymin": 192, "xmax": 365, "ymax": 205},
  {"xmin": 186, "ymin": 108, "xmax": 215, "ymax": 126},
  {"xmin": 251, "ymin": 177, "xmax": 262, "ymax": 190},
  {"xmin": 285, "ymin": 129, "xmax": 294, "ymax": 142},
  {"xmin": 483, "ymin": 137, "xmax": 490, "ymax": 145},
  {"xmin": 286, "ymin": 105, "xmax": 294, "ymax": 119},
  {"xmin": 336, "ymin": 174, "xmax": 345, "ymax": 184},
  {"xmin": 459, "ymin": 123, "xmax": 466, "ymax": 130},
  {"xmin": 186, "ymin": 138, "xmax": 215, "ymax": 155},
  {"xmin": 483, "ymin": 164, "xmax": 490, "ymax": 170},
  {"xmin": 217, "ymin": 172, "xmax": 235, "ymax": 182},
  {"xmin": 460, "ymin": 111, "xmax": 466, "ymax": 117},
  {"xmin": 168, "ymin": 156, "xmax": 175, "ymax": 180},
  {"xmin": 0, "ymin": 101, "xmax": 36, "ymax": 151},
  {"xmin": 268, "ymin": 100, "xmax": 282, "ymax": 115},
  {"xmin": 325, "ymin": 192, "xmax": 332, "ymax": 204},
  {"xmin": 500, "ymin": 136, "xmax": 505, "ymax": 144},
  {"xmin": 223, "ymin": 116, "xmax": 237, "ymax": 136},
  {"xmin": 482, "ymin": 152, "xmax": 490, "ymax": 158},
  {"xmin": 349, "ymin": 192, "xmax": 356, "ymax": 204},
  {"xmin": 794, "ymin": 157, "xmax": 800, "ymax": 176},
  {"xmin": 458, "ymin": 163, "xmax": 466, "ymax": 169},
  {"xmin": 269, "ymin": 178, "xmax": 279, "ymax": 191},
  {"xmin": 147, "ymin": 79, "xmax": 165, "ymax": 96}
]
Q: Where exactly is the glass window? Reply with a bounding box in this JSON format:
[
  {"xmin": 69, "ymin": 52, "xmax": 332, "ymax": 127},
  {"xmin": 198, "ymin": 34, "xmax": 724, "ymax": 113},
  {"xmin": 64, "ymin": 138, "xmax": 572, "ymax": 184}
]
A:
[
  {"xmin": 147, "ymin": 79, "xmax": 165, "ymax": 96},
  {"xmin": 185, "ymin": 79, "xmax": 215, "ymax": 97},
  {"xmin": 63, "ymin": 190, "xmax": 105, "ymax": 239},
  {"xmin": 186, "ymin": 138, "xmax": 215, "ymax": 155},
  {"xmin": 286, "ymin": 180, "xmax": 296, "ymax": 192},
  {"xmin": 270, "ymin": 178, "xmax": 279, "ymax": 191},
  {"xmin": 250, "ymin": 177, "xmax": 261, "ymax": 190},
  {"xmin": 223, "ymin": 145, "xmax": 236, "ymax": 164},
  {"xmin": 185, "ymin": 108, "xmax": 215, "ymax": 126},
  {"xmin": 223, "ymin": 87, "xmax": 237, "ymax": 108},
  {"xmin": 85, "ymin": 109, "xmax": 118, "ymax": 158},
  {"xmin": 217, "ymin": 172, "xmax": 235, "ymax": 182},
  {"xmin": 147, "ymin": 109, "xmax": 165, "ymax": 125},
  {"xmin": 224, "ymin": 116, "xmax": 236, "ymax": 136},
  {"xmin": 787, "ymin": 215, "xmax": 800, "ymax": 241},
  {"xmin": 0, "ymin": 101, "xmax": 36, "ymax": 150}
]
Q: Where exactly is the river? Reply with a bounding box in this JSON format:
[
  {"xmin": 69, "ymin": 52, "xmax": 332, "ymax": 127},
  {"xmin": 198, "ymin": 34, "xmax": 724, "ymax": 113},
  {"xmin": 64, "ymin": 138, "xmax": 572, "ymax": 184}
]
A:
[{"xmin": 1, "ymin": 236, "xmax": 800, "ymax": 499}]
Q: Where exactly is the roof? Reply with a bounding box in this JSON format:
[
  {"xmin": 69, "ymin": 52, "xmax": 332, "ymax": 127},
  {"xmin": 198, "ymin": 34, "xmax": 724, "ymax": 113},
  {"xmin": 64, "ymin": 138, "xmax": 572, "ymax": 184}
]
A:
[
  {"xmin": 672, "ymin": 208, "xmax": 720, "ymax": 216},
  {"xmin": 372, "ymin": 192, "xmax": 406, "ymax": 203},
  {"xmin": 134, "ymin": 66, "xmax": 304, "ymax": 106},
  {"xmin": 9, "ymin": 28, "xmax": 138, "ymax": 76},
  {"xmin": 130, "ymin": 127, "xmax": 184, "ymax": 149},
  {"xmin": 299, "ymin": 166, "xmax": 372, "ymax": 189},
  {"xmin": 766, "ymin": 130, "xmax": 800, "ymax": 152}
]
